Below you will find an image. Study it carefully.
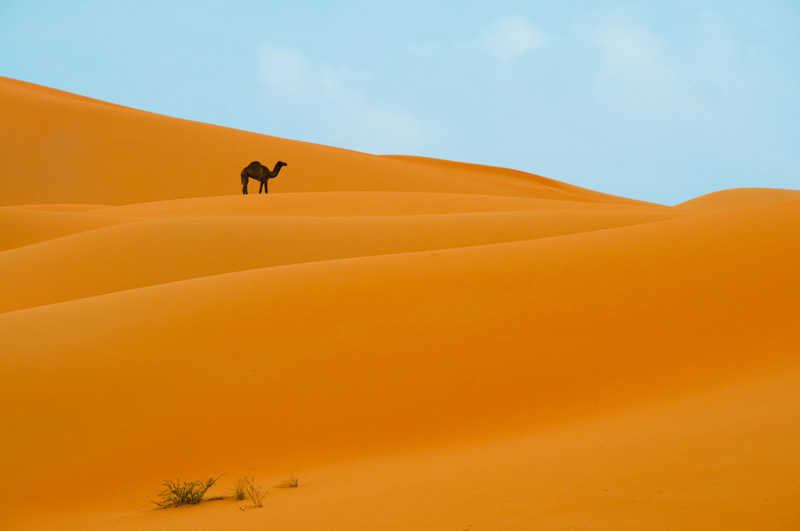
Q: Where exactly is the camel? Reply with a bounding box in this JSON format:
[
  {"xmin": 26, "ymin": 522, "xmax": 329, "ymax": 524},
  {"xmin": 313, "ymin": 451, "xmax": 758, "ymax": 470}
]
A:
[{"xmin": 241, "ymin": 160, "xmax": 287, "ymax": 194}]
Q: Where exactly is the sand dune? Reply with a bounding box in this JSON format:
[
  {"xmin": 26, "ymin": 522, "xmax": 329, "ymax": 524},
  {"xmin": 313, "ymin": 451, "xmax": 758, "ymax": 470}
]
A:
[
  {"xmin": 677, "ymin": 187, "xmax": 800, "ymax": 211},
  {"xmin": 2, "ymin": 192, "xmax": 665, "ymax": 252},
  {"xmin": 0, "ymin": 205, "xmax": 139, "ymax": 250},
  {"xmin": 0, "ymin": 76, "xmax": 651, "ymax": 206},
  {"xmin": 0, "ymin": 208, "xmax": 687, "ymax": 313},
  {"xmin": 2, "ymin": 77, "xmax": 799, "ymax": 530}
]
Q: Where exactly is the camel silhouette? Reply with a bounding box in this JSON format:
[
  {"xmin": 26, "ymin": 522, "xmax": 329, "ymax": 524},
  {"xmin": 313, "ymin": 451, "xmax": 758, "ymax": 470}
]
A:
[{"xmin": 241, "ymin": 161, "xmax": 287, "ymax": 194}]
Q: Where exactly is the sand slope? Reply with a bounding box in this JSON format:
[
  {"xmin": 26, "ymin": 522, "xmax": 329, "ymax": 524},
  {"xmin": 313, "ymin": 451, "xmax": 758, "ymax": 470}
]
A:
[{"xmin": 2, "ymin": 77, "xmax": 799, "ymax": 530}]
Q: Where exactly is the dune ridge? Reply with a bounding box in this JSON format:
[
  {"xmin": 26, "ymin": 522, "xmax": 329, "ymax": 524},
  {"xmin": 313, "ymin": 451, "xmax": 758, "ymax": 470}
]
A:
[
  {"xmin": 2, "ymin": 77, "xmax": 799, "ymax": 530},
  {"xmin": 0, "ymin": 207, "xmax": 690, "ymax": 312},
  {"xmin": 676, "ymin": 187, "xmax": 800, "ymax": 211}
]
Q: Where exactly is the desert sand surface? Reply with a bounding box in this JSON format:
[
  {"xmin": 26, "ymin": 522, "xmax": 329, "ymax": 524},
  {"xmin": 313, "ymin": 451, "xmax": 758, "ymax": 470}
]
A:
[{"xmin": 2, "ymin": 76, "xmax": 799, "ymax": 530}]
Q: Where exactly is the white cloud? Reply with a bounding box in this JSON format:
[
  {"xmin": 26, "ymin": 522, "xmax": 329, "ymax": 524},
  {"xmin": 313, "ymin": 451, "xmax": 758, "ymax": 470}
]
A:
[
  {"xmin": 591, "ymin": 20, "xmax": 682, "ymax": 110},
  {"xmin": 590, "ymin": 13, "xmax": 784, "ymax": 118},
  {"xmin": 594, "ymin": 22, "xmax": 671, "ymax": 85},
  {"xmin": 259, "ymin": 44, "xmax": 312, "ymax": 97},
  {"xmin": 482, "ymin": 15, "xmax": 547, "ymax": 62},
  {"xmin": 258, "ymin": 44, "xmax": 430, "ymax": 154}
]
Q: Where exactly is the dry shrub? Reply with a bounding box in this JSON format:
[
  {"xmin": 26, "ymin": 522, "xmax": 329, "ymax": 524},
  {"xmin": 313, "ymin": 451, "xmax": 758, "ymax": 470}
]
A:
[
  {"xmin": 243, "ymin": 476, "xmax": 267, "ymax": 509},
  {"xmin": 153, "ymin": 475, "xmax": 222, "ymax": 508}
]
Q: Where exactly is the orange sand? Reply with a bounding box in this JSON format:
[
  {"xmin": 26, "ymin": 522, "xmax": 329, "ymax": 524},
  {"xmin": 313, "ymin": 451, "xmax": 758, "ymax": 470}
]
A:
[{"xmin": 1, "ymin": 76, "xmax": 799, "ymax": 530}]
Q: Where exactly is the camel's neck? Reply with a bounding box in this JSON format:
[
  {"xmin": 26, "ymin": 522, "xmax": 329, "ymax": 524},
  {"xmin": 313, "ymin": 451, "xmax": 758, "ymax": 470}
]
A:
[{"xmin": 271, "ymin": 164, "xmax": 284, "ymax": 178}]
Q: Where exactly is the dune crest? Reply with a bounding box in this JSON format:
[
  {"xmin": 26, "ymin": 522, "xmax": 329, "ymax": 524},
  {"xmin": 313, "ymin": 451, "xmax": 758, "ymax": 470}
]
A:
[
  {"xmin": 677, "ymin": 187, "xmax": 800, "ymax": 211},
  {"xmin": 1, "ymin": 77, "xmax": 799, "ymax": 530}
]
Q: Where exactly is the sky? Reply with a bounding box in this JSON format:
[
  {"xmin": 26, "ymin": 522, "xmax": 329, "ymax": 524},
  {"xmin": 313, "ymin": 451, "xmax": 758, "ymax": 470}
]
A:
[{"xmin": 1, "ymin": 1, "xmax": 798, "ymax": 205}]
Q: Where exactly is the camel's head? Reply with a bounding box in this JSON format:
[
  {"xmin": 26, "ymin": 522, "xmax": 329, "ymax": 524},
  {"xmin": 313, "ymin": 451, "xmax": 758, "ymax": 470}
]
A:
[{"xmin": 270, "ymin": 161, "xmax": 287, "ymax": 178}]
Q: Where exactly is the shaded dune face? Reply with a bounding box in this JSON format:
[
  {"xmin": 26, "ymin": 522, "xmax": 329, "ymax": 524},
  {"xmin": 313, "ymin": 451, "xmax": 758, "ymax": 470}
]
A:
[{"xmin": 1, "ymin": 77, "xmax": 800, "ymax": 531}]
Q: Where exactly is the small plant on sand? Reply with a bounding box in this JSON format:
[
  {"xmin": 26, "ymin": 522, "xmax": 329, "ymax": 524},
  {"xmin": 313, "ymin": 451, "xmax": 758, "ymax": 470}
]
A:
[
  {"xmin": 230, "ymin": 477, "xmax": 247, "ymax": 501},
  {"xmin": 243, "ymin": 476, "xmax": 267, "ymax": 509},
  {"xmin": 153, "ymin": 475, "xmax": 222, "ymax": 508},
  {"xmin": 277, "ymin": 472, "xmax": 299, "ymax": 488}
]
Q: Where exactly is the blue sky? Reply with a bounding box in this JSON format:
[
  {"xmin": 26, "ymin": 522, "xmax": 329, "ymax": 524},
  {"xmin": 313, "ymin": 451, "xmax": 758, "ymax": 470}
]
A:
[{"xmin": 1, "ymin": 1, "xmax": 798, "ymax": 204}]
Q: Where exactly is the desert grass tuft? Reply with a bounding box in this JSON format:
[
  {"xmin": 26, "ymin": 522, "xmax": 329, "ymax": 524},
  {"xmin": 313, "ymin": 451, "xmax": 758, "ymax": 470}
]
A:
[
  {"xmin": 277, "ymin": 472, "xmax": 299, "ymax": 488},
  {"xmin": 230, "ymin": 477, "xmax": 247, "ymax": 501},
  {"xmin": 153, "ymin": 474, "xmax": 222, "ymax": 508}
]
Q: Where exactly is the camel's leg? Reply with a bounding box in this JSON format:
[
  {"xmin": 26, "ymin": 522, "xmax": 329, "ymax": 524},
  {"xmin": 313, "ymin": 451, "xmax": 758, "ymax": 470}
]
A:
[{"xmin": 260, "ymin": 180, "xmax": 267, "ymax": 194}]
